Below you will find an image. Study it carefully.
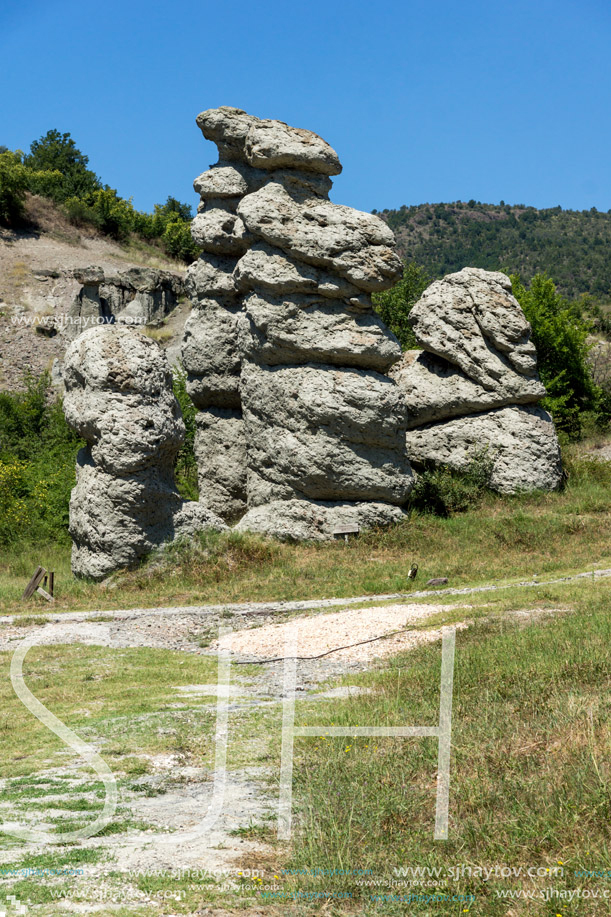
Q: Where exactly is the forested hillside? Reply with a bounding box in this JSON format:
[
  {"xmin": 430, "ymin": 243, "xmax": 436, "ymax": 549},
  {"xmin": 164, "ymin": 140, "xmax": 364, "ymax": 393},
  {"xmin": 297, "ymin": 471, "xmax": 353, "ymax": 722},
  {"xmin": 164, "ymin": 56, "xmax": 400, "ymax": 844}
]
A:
[{"xmin": 377, "ymin": 202, "xmax": 611, "ymax": 300}]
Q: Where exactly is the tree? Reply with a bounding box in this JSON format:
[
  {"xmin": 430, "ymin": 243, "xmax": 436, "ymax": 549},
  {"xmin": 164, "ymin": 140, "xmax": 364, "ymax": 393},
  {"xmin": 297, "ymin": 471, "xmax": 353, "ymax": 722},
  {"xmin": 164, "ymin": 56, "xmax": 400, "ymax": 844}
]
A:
[
  {"xmin": 372, "ymin": 262, "xmax": 432, "ymax": 349},
  {"xmin": 24, "ymin": 129, "xmax": 101, "ymax": 201},
  {"xmin": 511, "ymin": 273, "xmax": 597, "ymax": 438},
  {"xmin": 161, "ymin": 219, "xmax": 198, "ymax": 262},
  {"xmin": 157, "ymin": 196, "xmax": 193, "ymax": 222},
  {"xmin": 0, "ymin": 150, "xmax": 29, "ymax": 225}
]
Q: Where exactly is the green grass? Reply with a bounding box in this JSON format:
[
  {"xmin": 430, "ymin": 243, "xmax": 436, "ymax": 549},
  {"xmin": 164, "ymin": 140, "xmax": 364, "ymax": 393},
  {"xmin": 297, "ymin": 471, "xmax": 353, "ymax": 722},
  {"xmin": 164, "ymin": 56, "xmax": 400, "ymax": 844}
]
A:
[
  {"xmin": 1, "ymin": 449, "xmax": 611, "ymax": 914},
  {"xmin": 0, "ymin": 643, "xmax": 230, "ymax": 780},
  {"xmin": 3, "ymin": 450, "xmax": 611, "ymax": 616},
  {"xmin": 0, "ymin": 583, "xmax": 609, "ymax": 914},
  {"xmin": 282, "ymin": 592, "xmax": 611, "ymax": 915},
  {"xmin": 0, "ymin": 640, "xmax": 271, "ymax": 913}
]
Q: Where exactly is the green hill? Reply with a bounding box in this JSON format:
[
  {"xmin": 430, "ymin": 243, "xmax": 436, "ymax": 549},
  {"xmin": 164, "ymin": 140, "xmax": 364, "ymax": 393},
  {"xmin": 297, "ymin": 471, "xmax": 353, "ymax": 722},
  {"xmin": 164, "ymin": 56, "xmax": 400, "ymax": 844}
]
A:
[{"xmin": 376, "ymin": 202, "xmax": 611, "ymax": 300}]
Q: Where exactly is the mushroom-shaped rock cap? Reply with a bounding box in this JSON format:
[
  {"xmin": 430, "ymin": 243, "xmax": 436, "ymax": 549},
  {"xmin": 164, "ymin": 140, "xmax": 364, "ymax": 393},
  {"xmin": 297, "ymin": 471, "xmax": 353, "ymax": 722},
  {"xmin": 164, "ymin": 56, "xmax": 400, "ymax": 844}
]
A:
[
  {"xmin": 63, "ymin": 325, "xmax": 185, "ymax": 475},
  {"xmin": 63, "ymin": 324, "xmax": 174, "ymax": 397},
  {"xmin": 196, "ymin": 106, "xmax": 342, "ymax": 176},
  {"xmin": 196, "ymin": 107, "xmax": 258, "ymax": 160}
]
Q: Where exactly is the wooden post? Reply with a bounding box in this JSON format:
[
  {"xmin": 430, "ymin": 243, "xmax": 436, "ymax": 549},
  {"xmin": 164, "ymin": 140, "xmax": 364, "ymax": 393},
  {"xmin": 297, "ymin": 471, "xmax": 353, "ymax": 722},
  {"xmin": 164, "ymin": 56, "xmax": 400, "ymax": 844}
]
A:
[
  {"xmin": 21, "ymin": 567, "xmax": 56, "ymax": 603},
  {"xmin": 22, "ymin": 566, "xmax": 46, "ymax": 600}
]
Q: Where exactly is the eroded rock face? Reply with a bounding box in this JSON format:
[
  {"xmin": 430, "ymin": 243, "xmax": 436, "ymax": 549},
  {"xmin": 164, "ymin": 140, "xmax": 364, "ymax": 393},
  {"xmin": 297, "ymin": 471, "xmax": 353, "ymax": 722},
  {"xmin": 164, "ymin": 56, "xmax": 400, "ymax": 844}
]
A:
[
  {"xmin": 67, "ymin": 267, "xmax": 183, "ymax": 340},
  {"xmin": 407, "ymin": 268, "xmax": 538, "ymax": 386},
  {"xmin": 393, "ymin": 268, "xmax": 562, "ymax": 492},
  {"xmin": 241, "ymin": 363, "xmax": 412, "ymax": 507},
  {"xmin": 64, "ymin": 325, "xmax": 225, "ymax": 579},
  {"xmin": 238, "ymin": 292, "xmax": 401, "ymax": 371},
  {"xmin": 405, "ymin": 405, "xmax": 563, "ymax": 494},
  {"xmin": 193, "ymin": 409, "xmax": 247, "ymax": 521},
  {"xmin": 235, "ymin": 500, "xmax": 406, "ymax": 542},
  {"xmin": 238, "ymin": 183, "xmax": 402, "ymax": 292},
  {"xmin": 393, "ymin": 349, "xmax": 546, "ymax": 429},
  {"xmin": 182, "ymin": 106, "xmax": 413, "ymax": 537}
]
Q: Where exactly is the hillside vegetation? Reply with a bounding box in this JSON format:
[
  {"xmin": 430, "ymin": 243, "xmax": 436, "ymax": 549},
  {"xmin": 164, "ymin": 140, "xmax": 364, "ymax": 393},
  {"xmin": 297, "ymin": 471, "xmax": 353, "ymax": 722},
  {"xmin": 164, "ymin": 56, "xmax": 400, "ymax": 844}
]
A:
[
  {"xmin": 378, "ymin": 202, "xmax": 611, "ymax": 301},
  {"xmin": 0, "ymin": 131, "xmax": 197, "ymax": 262}
]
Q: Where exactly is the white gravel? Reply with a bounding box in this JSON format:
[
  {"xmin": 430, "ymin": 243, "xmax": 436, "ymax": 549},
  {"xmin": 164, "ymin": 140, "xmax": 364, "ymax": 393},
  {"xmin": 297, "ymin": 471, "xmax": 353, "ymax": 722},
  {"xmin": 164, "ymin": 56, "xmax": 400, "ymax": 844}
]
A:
[{"xmin": 215, "ymin": 602, "xmax": 466, "ymax": 663}]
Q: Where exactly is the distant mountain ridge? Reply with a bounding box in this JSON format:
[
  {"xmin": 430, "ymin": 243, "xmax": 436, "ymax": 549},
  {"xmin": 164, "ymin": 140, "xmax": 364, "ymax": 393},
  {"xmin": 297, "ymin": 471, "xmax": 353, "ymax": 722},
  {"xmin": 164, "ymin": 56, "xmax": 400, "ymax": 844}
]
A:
[{"xmin": 376, "ymin": 202, "xmax": 611, "ymax": 300}]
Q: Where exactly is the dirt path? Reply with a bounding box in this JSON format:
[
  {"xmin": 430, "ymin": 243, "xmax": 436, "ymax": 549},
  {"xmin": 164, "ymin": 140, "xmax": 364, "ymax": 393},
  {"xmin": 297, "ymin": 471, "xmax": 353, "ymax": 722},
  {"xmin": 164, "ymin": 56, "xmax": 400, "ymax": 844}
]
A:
[
  {"xmin": 0, "ymin": 594, "xmax": 471, "ymax": 912},
  {"xmin": 0, "ymin": 567, "xmax": 594, "ymax": 912}
]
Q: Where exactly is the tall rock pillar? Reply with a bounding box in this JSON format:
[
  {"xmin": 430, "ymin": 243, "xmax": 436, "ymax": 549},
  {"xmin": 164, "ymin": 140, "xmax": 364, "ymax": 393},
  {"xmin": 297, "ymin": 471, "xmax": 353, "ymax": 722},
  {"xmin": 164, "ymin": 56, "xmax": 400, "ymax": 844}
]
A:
[{"xmin": 183, "ymin": 107, "xmax": 414, "ymax": 539}]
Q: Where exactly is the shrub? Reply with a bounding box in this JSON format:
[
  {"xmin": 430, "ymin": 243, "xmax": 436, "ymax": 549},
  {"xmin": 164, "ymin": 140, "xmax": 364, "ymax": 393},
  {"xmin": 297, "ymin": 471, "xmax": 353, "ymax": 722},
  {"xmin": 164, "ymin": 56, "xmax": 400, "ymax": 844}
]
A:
[
  {"xmin": 87, "ymin": 189, "xmax": 136, "ymax": 240},
  {"xmin": 161, "ymin": 219, "xmax": 198, "ymax": 262},
  {"xmin": 511, "ymin": 274, "xmax": 598, "ymax": 438},
  {"xmin": 0, "ymin": 374, "xmax": 82, "ymax": 545},
  {"xmin": 62, "ymin": 195, "xmax": 100, "ymax": 230},
  {"xmin": 0, "ymin": 372, "xmax": 51, "ymax": 457},
  {"xmin": 0, "ymin": 459, "xmax": 31, "ymax": 544},
  {"xmin": 407, "ymin": 450, "xmax": 494, "ymax": 516},
  {"xmin": 172, "ymin": 366, "xmax": 198, "ymax": 500},
  {"xmin": 0, "ymin": 150, "xmax": 29, "ymax": 226}
]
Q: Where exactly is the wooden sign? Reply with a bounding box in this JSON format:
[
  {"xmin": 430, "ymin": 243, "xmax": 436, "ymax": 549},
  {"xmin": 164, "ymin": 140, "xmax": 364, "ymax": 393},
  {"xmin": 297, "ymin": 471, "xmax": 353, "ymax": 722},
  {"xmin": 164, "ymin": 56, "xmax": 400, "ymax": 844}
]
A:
[{"xmin": 332, "ymin": 523, "xmax": 360, "ymax": 542}]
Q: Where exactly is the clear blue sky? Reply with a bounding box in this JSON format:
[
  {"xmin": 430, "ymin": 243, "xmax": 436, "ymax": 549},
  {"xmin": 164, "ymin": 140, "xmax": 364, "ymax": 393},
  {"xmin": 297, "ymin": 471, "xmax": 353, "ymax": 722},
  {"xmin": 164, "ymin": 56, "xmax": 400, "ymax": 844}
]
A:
[{"xmin": 1, "ymin": 0, "xmax": 610, "ymax": 215}]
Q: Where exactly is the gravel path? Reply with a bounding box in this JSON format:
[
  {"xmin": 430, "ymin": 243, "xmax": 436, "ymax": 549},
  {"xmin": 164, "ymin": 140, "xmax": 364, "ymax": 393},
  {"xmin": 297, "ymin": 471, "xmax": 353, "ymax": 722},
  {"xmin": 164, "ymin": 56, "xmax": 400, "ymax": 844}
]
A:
[
  {"xmin": 0, "ymin": 569, "xmax": 594, "ymax": 909},
  {"xmin": 214, "ymin": 603, "xmax": 463, "ymax": 663},
  {"xmin": 4, "ymin": 564, "xmax": 608, "ymax": 630},
  {"xmin": 1, "ymin": 593, "xmax": 471, "ymax": 901}
]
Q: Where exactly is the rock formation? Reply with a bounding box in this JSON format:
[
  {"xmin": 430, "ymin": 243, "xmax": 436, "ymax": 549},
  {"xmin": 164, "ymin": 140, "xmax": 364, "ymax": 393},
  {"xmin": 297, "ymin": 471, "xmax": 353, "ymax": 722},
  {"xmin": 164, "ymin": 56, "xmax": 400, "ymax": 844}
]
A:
[
  {"xmin": 67, "ymin": 266, "xmax": 183, "ymax": 340},
  {"xmin": 63, "ymin": 325, "xmax": 225, "ymax": 580},
  {"xmin": 391, "ymin": 268, "xmax": 563, "ymax": 493},
  {"xmin": 183, "ymin": 107, "xmax": 414, "ymax": 538}
]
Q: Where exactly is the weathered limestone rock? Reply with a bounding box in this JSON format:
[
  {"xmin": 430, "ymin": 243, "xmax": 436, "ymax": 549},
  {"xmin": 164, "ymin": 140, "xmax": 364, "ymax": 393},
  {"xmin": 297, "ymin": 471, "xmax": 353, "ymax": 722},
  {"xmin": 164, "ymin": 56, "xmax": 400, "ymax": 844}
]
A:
[
  {"xmin": 239, "ymin": 292, "xmax": 401, "ymax": 371},
  {"xmin": 181, "ymin": 120, "xmax": 261, "ymax": 519},
  {"xmin": 236, "ymin": 500, "xmax": 406, "ymax": 542},
  {"xmin": 394, "ymin": 268, "xmax": 562, "ymax": 492},
  {"xmin": 181, "ymin": 301, "xmax": 242, "ymax": 408},
  {"xmin": 241, "ymin": 362, "xmax": 411, "ymax": 507},
  {"xmin": 67, "ymin": 267, "xmax": 182, "ymax": 340},
  {"xmin": 407, "ymin": 268, "xmax": 538, "ymax": 386},
  {"xmin": 193, "ymin": 410, "xmax": 247, "ymax": 521},
  {"xmin": 64, "ymin": 325, "xmax": 225, "ymax": 579},
  {"xmin": 405, "ymin": 405, "xmax": 563, "ymax": 494},
  {"xmin": 392, "ymin": 349, "xmax": 546, "ymax": 429},
  {"xmin": 183, "ymin": 106, "xmax": 413, "ymax": 535},
  {"xmin": 196, "ymin": 106, "xmax": 342, "ymax": 175},
  {"xmin": 238, "ymin": 182, "xmax": 402, "ymax": 292},
  {"xmin": 234, "ymin": 242, "xmax": 364, "ymax": 302}
]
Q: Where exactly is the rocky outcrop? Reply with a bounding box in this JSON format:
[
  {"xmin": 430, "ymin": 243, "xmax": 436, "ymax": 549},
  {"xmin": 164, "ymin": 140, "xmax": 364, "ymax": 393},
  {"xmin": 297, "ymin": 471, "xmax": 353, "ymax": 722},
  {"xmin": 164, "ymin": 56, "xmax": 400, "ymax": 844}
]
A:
[
  {"xmin": 67, "ymin": 266, "xmax": 183, "ymax": 340},
  {"xmin": 405, "ymin": 405, "xmax": 562, "ymax": 494},
  {"xmin": 182, "ymin": 106, "xmax": 414, "ymax": 536},
  {"xmin": 181, "ymin": 109, "xmax": 265, "ymax": 520},
  {"xmin": 393, "ymin": 349, "xmax": 546, "ymax": 429},
  {"xmin": 234, "ymin": 500, "xmax": 406, "ymax": 542},
  {"xmin": 63, "ymin": 325, "xmax": 225, "ymax": 580},
  {"xmin": 392, "ymin": 268, "xmax": 562, "ymax": 492}
]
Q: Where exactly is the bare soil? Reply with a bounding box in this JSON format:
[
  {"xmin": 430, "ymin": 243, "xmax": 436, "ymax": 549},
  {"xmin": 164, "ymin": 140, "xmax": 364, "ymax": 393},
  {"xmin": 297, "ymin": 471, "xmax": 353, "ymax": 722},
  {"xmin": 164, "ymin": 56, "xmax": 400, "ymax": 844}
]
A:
[{"xmin": 0, "ymin": 196, "xmax": 185, "ymax": 390}]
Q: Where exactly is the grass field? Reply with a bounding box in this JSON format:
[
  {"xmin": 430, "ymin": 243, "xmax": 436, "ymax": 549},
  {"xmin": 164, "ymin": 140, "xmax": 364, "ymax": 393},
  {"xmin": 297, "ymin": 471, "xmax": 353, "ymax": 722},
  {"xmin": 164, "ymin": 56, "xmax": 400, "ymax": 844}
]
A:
[
  {"xmin": 2, "ymin": 450, "xmax": 611, "ymax": 617},
  {"xmin": 0, "ymin": 577, "xmax": 609, "ymax": 914},
  {"xmin": 284, "ymin": 584, "xmax": 611, "ymax": 915},
  {"xmin": 0, "ymin": 449, "xmax": 610, "ymax": 915}
]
